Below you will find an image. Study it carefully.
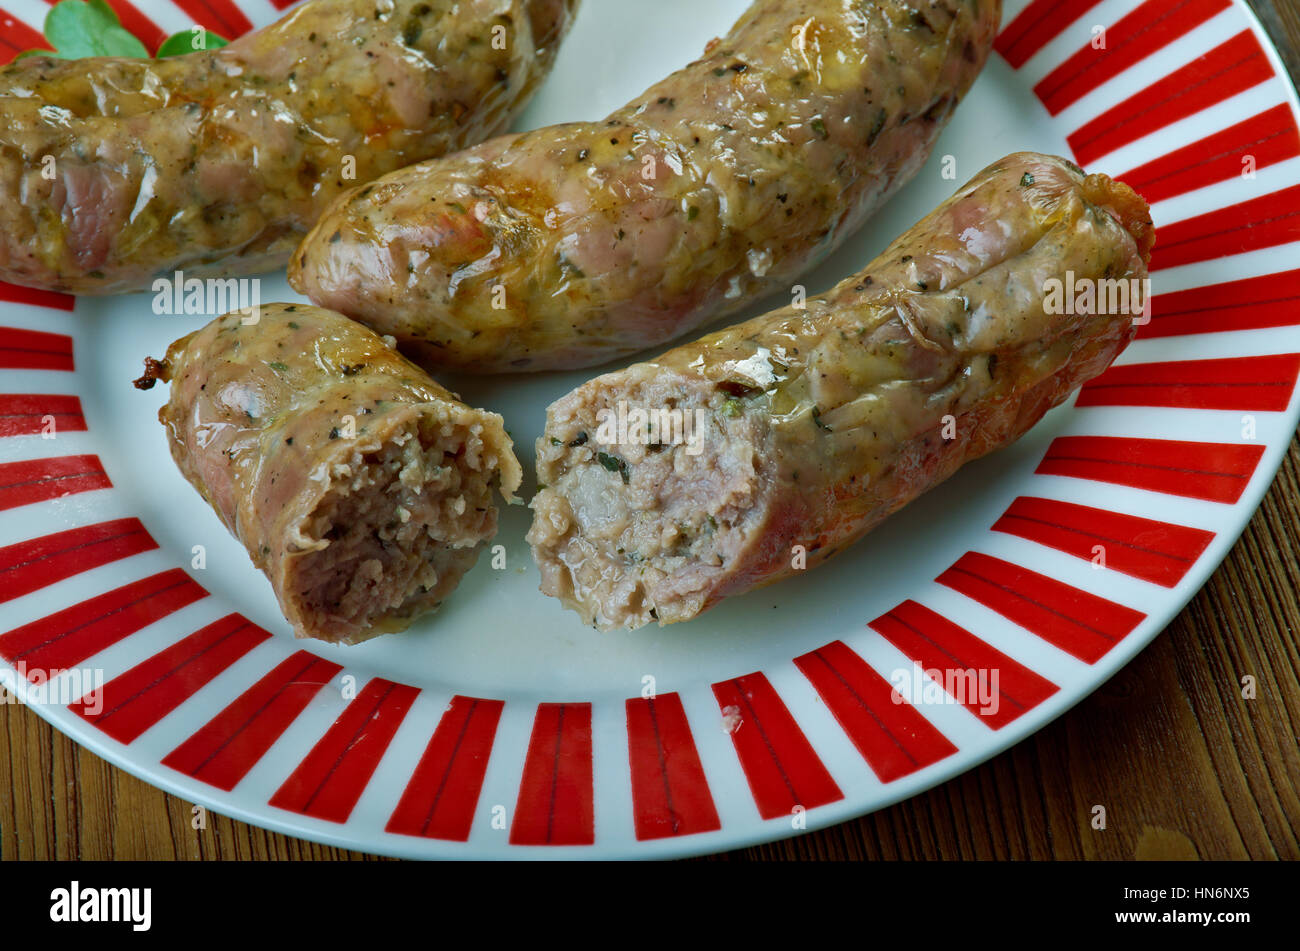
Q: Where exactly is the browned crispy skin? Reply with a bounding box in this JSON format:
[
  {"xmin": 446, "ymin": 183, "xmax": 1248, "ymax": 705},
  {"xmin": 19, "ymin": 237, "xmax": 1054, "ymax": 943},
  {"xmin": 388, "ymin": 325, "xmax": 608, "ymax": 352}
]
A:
[
  {"xmin": 143, "ymin": 303, "xmax": 522, "ymax": 644},
  {"xmin": 528, "ymin": 153, "xmax": 1155, "ymax": 630},
  {"xmin": 291, "ymin": 0, "xmax": 1001, "ymax": 372},
  {"xmin": 0, "ymin": 0, "xmax": 578, "ymax": 294}
]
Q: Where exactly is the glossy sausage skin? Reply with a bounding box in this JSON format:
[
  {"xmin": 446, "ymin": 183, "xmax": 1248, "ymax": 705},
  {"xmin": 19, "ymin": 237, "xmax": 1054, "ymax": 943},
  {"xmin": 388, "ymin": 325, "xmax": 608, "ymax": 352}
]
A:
[
  {"xmin": 527, "ymin": 153, "xmax": 1155, "ymax": 630},
  {"xmin": 0, "ymin": 0, "xmax": 578, "ymax": 294},
  {"xmin": 137, "ymin": 303, "xmax": 522, "ymax": 644},
  {"xmin": 291, "ymin": 0, "xmax": 1001, "ymax": 372}
]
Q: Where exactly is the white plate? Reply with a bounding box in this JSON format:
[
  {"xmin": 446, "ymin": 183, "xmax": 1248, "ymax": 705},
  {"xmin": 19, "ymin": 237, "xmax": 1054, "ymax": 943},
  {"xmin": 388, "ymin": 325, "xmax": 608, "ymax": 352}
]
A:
[{"xmin": 2, "ymin": 0, "xmax": 1299, "ymax": 858}]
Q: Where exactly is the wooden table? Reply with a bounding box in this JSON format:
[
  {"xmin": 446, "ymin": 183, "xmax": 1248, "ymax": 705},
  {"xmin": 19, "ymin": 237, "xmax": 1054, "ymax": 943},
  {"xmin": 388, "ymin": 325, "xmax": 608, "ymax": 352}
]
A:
[{"xmin": 3, "ymin": 2, "xmax": 1299, "ymax": 862}]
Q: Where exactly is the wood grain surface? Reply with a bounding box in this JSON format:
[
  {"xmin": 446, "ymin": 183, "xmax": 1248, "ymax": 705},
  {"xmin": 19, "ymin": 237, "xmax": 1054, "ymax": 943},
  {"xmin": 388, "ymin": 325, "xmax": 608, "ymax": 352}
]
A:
[{"xmin": 3, "ymin": 1, "xmax": 1299, "ymax": 862}]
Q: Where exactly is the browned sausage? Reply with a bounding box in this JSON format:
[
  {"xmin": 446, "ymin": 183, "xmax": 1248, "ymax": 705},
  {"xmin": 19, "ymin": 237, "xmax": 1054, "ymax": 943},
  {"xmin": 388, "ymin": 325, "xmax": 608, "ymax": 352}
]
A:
[
  {"xmin": 0, "ymin": 0, "xmax": 578, "ymax": 293},
  {"xmin": 290, "ymin": 0, "xmax": 1001, "ymax": 372},
  {"xmin": 528, "ymin": 153, "xmax": 1155, "ymax": 629},
  {"xmin": 136, "ymin": 303, "xmax": 522, "ymax": 644}
]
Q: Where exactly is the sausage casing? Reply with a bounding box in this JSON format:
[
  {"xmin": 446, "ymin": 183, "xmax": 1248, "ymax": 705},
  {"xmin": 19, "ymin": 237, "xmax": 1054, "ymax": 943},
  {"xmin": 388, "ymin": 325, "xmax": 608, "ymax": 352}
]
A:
[
  {"xmin": 0, "ymin": 0, "xmax": 578, "ymax": 294},
  {"xmin": 138, "ymin": 303, "xmax": 522, "ymax": 644},
  {"xmin": 290, "ymin": 0, "xmax": 1001, "ymax": 372},
  {"xmin": 527, "ymin": 153, "xmax": 1155, "ymax": 630}
]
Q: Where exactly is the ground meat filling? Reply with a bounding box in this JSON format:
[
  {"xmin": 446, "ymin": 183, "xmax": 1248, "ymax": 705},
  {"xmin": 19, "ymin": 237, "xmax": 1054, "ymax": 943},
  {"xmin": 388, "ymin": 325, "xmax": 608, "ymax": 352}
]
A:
[
  {"xmin": 531, "ymin": 371, "xmax": 770, "ymax": 629},
  {"xmin": 289, "ymin": 415, "xmax": 500, "ymax": 640}
]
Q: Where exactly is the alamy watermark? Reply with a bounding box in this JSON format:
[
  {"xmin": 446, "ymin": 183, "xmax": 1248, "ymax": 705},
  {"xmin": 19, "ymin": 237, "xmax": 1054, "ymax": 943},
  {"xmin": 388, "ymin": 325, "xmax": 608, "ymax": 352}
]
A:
[
  {"xmin": 151, "ymin": 269, "xmax": 261, "ymax": 323},
  {"xmin": 0, "ymin": 662, "xmax": 103, "ymax": 715},
  {"xmin": 50, "ymin": 881, "xmax": 150, "ymax": 931},
  {"xmin": 594, "ymin": 400, "xmax": 709, "ymax": 456},
  {"xmin": 890, "ymin": 662, "xmax": 1001, "ymax": 718},
  {"xmin": 1043, "ymin": 270, "xmax": 1152, "ymax": 325}
]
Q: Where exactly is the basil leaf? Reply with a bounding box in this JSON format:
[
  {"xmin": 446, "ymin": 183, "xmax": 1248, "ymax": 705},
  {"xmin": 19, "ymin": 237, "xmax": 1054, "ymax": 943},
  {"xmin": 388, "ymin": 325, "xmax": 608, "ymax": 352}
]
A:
[
  {"xmin": 157, "ymin": 27, "xmax": 229, "ymax": 58},
  {"xmin": 43, "ymin": 0, "xmax": 148, "ymax": 59},
  {"xmin": 18, "ymin": 0, "xmax": 231, "ymax": 62}
]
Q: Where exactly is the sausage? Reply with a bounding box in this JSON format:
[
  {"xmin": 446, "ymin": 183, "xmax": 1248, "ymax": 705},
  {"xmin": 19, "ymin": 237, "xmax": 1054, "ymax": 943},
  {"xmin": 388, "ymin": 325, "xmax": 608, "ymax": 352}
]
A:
[
  {"xmin": 289, "ymin": 0, "xmax": 1001, "ymax": 372},
  {"xmin": 526, "ymin": 153, "xmax": 1155, "ymax": 630},
  {"xmin": 135, "ymin": 303, "xmax": 522, "ymax": 644},
  {"xmin": 0, "ymin": 0, "xmax": 579, "ymax": 294}
]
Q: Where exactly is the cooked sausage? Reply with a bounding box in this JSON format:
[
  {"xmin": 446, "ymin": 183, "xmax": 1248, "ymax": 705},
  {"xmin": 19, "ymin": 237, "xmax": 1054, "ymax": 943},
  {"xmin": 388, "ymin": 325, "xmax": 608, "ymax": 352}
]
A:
[
  {"xmin": 135, "ymin": 303, "xmax": 522, "ymax": 644},
  {"xmin": 0, "ymin": 0, "xmax": 579, "ymax": 294},
  {"xmin": 290, "ymin": 0, "xmax": 1001, "ymax": 372},
  {"xmin": 527, "ymin": 153, "xmax": 1155, "ymax": 630}
]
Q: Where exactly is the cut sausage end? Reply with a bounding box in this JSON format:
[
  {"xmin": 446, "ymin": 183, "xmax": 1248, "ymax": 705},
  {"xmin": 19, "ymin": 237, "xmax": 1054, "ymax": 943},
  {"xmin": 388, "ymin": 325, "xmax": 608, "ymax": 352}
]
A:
[
  {"xmin": 283, "ymin": 407, "xmax": 520, "ymax": 644},
  {"xmin": 528, "ymin": 366, "xmax": 771, "ymax": 631}
]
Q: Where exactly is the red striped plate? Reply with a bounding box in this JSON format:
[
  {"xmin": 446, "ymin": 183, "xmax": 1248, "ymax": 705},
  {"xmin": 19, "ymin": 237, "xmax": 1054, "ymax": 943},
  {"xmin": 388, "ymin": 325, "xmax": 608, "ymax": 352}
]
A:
[{"xmin": 2, "ymin": 0, "xmax": 1298, "ymax": 858}]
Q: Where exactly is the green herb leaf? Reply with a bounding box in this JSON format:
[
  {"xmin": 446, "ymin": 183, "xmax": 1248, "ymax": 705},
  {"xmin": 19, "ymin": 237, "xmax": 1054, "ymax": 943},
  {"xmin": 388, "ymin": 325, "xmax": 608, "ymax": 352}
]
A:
[
  {"xmin": 157, "ymin": 27, "xmax": 229, "ymax": 58},
  {"xmin": 597, "ymin": 451, "xmax": 631, "ymax": 484},
  {"xmin": 20, "ymin": 2, "xmax": 229, "ymax": 61},
  {"xmin": 40, "ymin": 0, "xmax": 149, "ymax": 59},
  {"xmin": 812, "ymin": 405, "xmax": 833, "ymax": 432}
]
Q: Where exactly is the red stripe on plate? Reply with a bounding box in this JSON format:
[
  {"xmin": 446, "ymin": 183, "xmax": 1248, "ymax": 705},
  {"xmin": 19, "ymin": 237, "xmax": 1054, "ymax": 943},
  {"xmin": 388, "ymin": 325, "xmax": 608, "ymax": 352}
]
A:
[
  {"xmin": 0, "ymin": 518, "xmax": 156, "ymax": 605},
  {"xmin": 995, "ymin": 0, "xmax": 1105, "ymax": 70},
  {"xmin": 386, "ymin": 695, "xmax": 504, "ymax": 842},
  {"xmin": 993, "ymin": 496, "xmax": 1215, "ymax": 588},
  {"xmin": 162, "ymin": 651, "xmax": 343, "ymax": 792},
  {"xmin": 794, "ymin": 641, "xmax": 958, "ymax": 782},
  {"xmin": 0, "ymin": 11, "xmax": 50, "ymax": 63},
  {"xmin": 626, "ymin": 693, "xmax": 721, "ymax": 840},
  {"xmin": 1077, "ymin": 353, "xmax": 1300, "ymax": 411},
  {"xmin": 41, "ymin": 0, "xmax": 167, "ymax": 52},
  {"xmin": 1118, "ymin": 104, "xmax": 1300, "ymax": 203},
  {"xmin": 712, "ymin": 672, "xmax": 843, "ymax": 820},
  {"xmin": 937, "ymin": 552, "xmax": 1145, "ymax": 664},
  {"xmin": 169, "ymin": 0, "xmax": 252, "ymax": 39},
  {"xmin": 73, "ymin": 614, "xmax": 271, "ymax": 743},
  {"xmin": 1140, "ymin": 269, "xmax": 1300, "ymax": 338},
  {"xmin": 270, "ymin": 678, "xmax": 419, "ymax": 823},
  {"xmin": 0, "ymin": 283, "xmax": 75, "ymax": 312},
  {"xmin": 0, "ymin": 454, "xmax": 111, "ymax": 511},
  {"xmin": 0, "ymin": 568, "xmax": 207, "ymax": 670},
  {"xmin": 0, "ymin": 327, "xmax": 74, "ymax": 371},
  {"xmin": 1150, "ymin": 182, "xmax": 1300, "ymax": 271},
  {"xmin": 0, "ymin": 394, "xmax": 86, "ymax": 437},
  {"xmin": 1037, "ymin": 435, "xmax": 1265, "ymax": 503},
  {"xmin": 108, "ymin": 0, "xmax": 167, "ymax": 52},
  {"xmin": 1068, "ymin": 31, "xmax": 1271, "ymax": 166},
  {"xmin": 509, "ymin": 703, "xmax": 594, "ymax": 845},
  {"xmin": 1036, "ymin": 0, "xmax": 1230, "ymax": 116},
  {"xmin": 868, "ymin": 601, "xmax": 1060, "ymax": 730}
]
